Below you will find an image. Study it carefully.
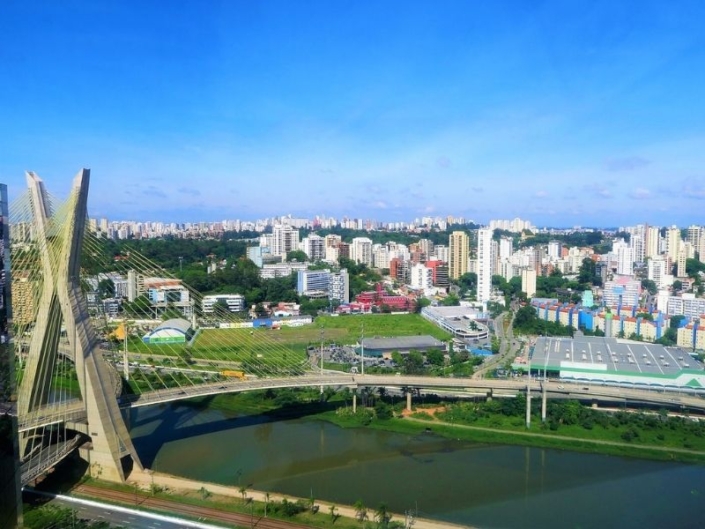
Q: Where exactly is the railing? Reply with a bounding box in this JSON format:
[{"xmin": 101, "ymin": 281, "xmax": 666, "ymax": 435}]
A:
[{"xmin": 20, "ymin": 435, "xmax": 83, "ymax": 485}]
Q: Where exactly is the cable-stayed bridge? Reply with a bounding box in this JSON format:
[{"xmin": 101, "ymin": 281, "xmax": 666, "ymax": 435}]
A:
[{"xmin": 11, "ymin": 170, "xmax": 705, "ymax": 487}]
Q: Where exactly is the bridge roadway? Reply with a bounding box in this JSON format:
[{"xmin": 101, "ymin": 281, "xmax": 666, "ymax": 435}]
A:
[
  {"xmin": 17, "ymin": 374, "xmax": 705, "ymax": 431},
  {"xmin": 21, "ymin": 434, "xmax": 83, "ymax": 484}
]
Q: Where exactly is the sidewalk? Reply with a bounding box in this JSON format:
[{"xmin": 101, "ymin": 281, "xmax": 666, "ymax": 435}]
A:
[{"xmin": 128, "ymin": 470, "xmax": 474, "ymax": 529}]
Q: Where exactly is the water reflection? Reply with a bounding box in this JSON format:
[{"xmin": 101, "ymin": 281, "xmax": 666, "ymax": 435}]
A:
[{"xmin": 131, "ymin": 404, "xmax": 703, "ymax": 529}]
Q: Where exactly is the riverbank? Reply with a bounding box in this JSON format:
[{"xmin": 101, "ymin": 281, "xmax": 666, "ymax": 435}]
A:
[
  {"xmin": 315, "ymin": 409, "xmax": 705, "ymax": 464},
  {"xmin": 123, "ymin": 470, "xmax": 472, "ymax": 529}
]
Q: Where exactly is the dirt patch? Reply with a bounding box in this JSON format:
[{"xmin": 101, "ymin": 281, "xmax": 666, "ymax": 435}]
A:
[{"xmin": 402, "ymin": 405, "xmax": 446, "ymax": 418}]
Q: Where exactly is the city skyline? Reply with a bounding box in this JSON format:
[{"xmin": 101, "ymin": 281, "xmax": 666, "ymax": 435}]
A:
[{"xmin": 2, "ymin": 2, "xmax": 704, "ymax": 225}]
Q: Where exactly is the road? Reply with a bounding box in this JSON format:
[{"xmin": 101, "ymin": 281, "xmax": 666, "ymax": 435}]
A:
[
  {"xmin": 43, "ymin": 485, "xmax": 324, "ymax": 529},
  {"xmin": 26, "ymin": 488, "xmax": 220, "ymax": 529},
  {"xmin": 473, "ymin": 311, "xmax": 517, "ymax": 379}
]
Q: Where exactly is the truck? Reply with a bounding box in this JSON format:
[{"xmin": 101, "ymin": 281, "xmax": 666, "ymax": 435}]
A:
[{"xmin": 221, "ymin": 370, "xmax": 246, "ymax": 380}]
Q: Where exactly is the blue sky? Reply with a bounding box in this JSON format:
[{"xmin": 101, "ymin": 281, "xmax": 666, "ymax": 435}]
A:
[{"xmin": 2, "ymin": 1, "xmax": 704, "ymax": 227}]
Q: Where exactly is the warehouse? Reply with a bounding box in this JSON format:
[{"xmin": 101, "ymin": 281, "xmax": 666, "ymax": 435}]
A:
[
  {"xmin": 360, "ymin": 335, "xmax": 445, "ymax": 358},
  {"xmin": 525, "ymin": 336, "xmax": 705, "ymax": 389}
]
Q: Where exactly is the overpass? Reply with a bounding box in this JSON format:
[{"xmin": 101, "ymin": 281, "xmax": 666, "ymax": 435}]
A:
[{"xmin": 19, "ymin": 373, "xmax": 705, "ymax": 433}]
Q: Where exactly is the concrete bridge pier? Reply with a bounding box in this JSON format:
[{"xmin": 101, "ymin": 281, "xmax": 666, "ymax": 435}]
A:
[
  {"xmin": 406, "ymin": 391, "xmax": 412, "ymax": 412},
  {"xmin": 486, "ymin": 389, "xmax": 493, "ymax": 402},
  {"xmin": 525, "ymin": 385, "xmax": 531, "ymax": 429},
  {"xmin": 541, "ymin": 382, "xmax": 547, "ymax": 423},
  {"xmin": 352, "ymin": 392, "xmax": 357, "ymax": 413}
]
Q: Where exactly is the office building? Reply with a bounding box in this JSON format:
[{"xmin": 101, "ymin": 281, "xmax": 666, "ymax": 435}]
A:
[{"xmin": 297, "ymin": 269, "xmax": 331, "ymax": 297}]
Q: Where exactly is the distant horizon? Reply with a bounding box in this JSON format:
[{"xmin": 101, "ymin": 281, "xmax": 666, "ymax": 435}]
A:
[
  {"xmin": 85, "ymin": 211, "xmax": 684, "ymax": 233},
  {"xmin": 3, "ymin": 2, "xmax": 704, "ymax": 226}
]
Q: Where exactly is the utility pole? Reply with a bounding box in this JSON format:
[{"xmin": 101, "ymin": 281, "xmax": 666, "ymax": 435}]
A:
[
  {"xmin": 320, "ymin": 329, "xmax": 324, "ymax": 396},
  {"xmin": 361, "ymin": 323, "xmax": 365, "ymax": 376},
  {"xmin": 123, "ymin": 319, "xmax": 129, "ymax": 381}
]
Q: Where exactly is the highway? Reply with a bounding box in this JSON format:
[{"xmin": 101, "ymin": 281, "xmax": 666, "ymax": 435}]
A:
[
  {"xmin": 29, "ymin": 485, "xmax": 328, "ymax": 529},
  {"xmin": 17, "ymin": 372, "xmax": 705, "ymax": 432}
]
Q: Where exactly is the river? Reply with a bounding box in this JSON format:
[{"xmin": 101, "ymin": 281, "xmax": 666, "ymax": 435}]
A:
[{"xmin": 130, "ymin": 403, "xmax": 703, "ymax": 529}]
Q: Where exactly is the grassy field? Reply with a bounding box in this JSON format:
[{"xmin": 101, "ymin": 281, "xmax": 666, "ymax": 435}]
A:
[
  {"xmin": 315, "ymin": 313, "xmax": 452, "ymax": 341},
  {"xmin": 129, "ymin": 314, "xmax": 450, "ymax": 364}
]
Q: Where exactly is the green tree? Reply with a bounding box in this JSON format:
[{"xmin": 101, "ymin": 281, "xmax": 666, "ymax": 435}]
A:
[
  {"xmin": 414, "ymin": 297, "xmax": 431, "ymax": 313},
  {"xmin": 375, "ymin": 503, "xmax": 390, "ymax": 529},
  {"xmin": 403, "ymin": 351, "xmax": 425, "ymax": 375},
  {"xmin": 641, "ymin": 279, "xmax": 658, "ymax": 296},
  {"xmin": 121, "ymin": 294, "xmax": 152, "ymax": 317},
  {"xmin": 440, "ymin": 294, "xmax": 460, "ymax": 306},
  {"xmin": 353, "ymin": 499, "xmax": 368, "ymax": 522},
  {"xmin": 286, "ymin": 250, "xmax": 308, "ymax": 262},
  {"xmin": 97, "ymin": 278, "xmax": 115, "ymax": 299},
  {"xmin": 375, "ymin": 400, "xmax": 393, "ymax": 420},
  {"xmin": 426, "ymin": 349, "xmax": 445, "ymax": 366}
]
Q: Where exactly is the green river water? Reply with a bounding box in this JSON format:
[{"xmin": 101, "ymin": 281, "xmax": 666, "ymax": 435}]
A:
[{"xmin": 130, "ymin": 403, "xmax": 704, "ymax": 529}]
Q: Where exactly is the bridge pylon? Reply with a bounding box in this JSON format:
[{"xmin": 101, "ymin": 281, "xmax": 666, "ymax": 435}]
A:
[{"xmin": 17, "ymin": 170, "xmax": 142, "ymax": 482}]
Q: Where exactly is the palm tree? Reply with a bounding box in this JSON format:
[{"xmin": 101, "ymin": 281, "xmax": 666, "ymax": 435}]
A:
[
  {"xmin": 375, "ymin": 502, "xmax": 390, "ymax": 528},
  {"xmin": 353, "ymin": 499, "xmax": 367, "ymax": 523},
  {"xmin": 238, "ymin": 485, "xmax": 248, "ymax": 503},
  {"xmin": 329, "ymin": 504, "xmax": 338, "ymax": 521},
  {"xmin": 264, "ymin": 492, "xmax": 270, "ymax": 518}
]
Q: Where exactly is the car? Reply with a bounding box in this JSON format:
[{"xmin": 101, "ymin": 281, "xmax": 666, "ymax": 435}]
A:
[{"xmin": 557, "ymin": 385, "xmax": 565, "ymax": 389}]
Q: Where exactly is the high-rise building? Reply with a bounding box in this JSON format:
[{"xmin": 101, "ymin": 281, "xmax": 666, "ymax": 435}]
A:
[
  {"xmin": 630, "ymin": 233, "xmax": 645, "ymax": 264},
  {"xmin": 645, "ymin": 225, "xmax": 660, "ymax": 259},
  {"xmin": 665, "ymin": 226, "xmax": 681, "ymax": 262},
  {"xmin": 521, "ymin": 267, "xmax": 537, "ymax": 298},
  {"xmin": 410, "ymin": 263, "xmax": 433, "ymax": 295},
  {"xmin": 350, "ymin": 237, "xmax": 373, "ymax": 266},
  {"xmin": 677, "ymin": 247, "xmax": 688, "ymax": 278},
  {"xmin": 329, "ymin": 269, "xmax": 350, "ymax": 304},
  {"xmin": 648, "ymin": 257, "xmax": 670, "ymax": 289},
  {"xmin": 434, "ymin": 244, "xmax": 449, "ymax": 263},
  {"xmin": 300, "ymin": 234, "xmax": 324, "ymax": 262},
  {"xmin": 476, "ymin": 228, "xmax": 493, "ymax": 303},
  {"xmin": 547, "ymin": 240, "xmax": 562, "ymax": 260},
  {"xmin": 0, "ymin": 184, "xmax": 22, "ymax": 528},
  {"xmin": 448, "ymin": 231, "xmax": 469, "ymax": 280},
  {"xmin": 272, "ymin": 224, "xmax": 300, "ymax": 257},
  {"xmin": 613, "ymin": 238, "xmax": 634, "ymax": 276},
  {"xmin": 418, "ymin": 238, "xmax": 434, "ymax": 259}
]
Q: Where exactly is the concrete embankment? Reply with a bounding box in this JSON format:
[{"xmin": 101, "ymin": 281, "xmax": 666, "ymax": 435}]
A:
[{"xmin": 127, "ymin": 469, "xmax": 474, "ymax": 529}]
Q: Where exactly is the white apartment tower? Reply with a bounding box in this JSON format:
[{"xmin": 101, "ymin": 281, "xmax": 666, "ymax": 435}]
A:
[
  {"xmin": 665, "ymin": 226, "xmax": 681, "ymax": 262},
  {"xmin": 476, "ymin": 228, "xmax": 493, "ymax": 303},
  {"xmin": 350, "ymin": 237, "xmax": 373, "ymax": 266},
  {"xmin": 434, "ymin": 244, "xmax": 449, "ymax": 263},
  {"xmin": 272, "ymin": 224, "xmax": 300, "ymax": 257},
  {"xmin": 410, "ymin": 263, "xmax": 433, "ymax": 295},
  {"xmin": 521, "ymin": 267, "xmax": 537, "ymax": 298},
  {"xmin": 301, "ymin": 234, "xmax": 325, "ymax": 262}
]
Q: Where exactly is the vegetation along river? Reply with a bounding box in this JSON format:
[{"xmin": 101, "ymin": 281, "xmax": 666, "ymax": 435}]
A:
[{"xmin": 130, "ymin": 403, "xmax": 703, "ymax": 529}]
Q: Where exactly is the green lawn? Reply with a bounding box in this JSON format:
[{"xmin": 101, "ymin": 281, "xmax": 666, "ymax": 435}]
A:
[
  {"xmin": 315, "ymin": 313, "xmax": 452, "ymax": 341},
  {"xmin": 125, "ymin": 314, "xmax": 450, "ymax": 376}
]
